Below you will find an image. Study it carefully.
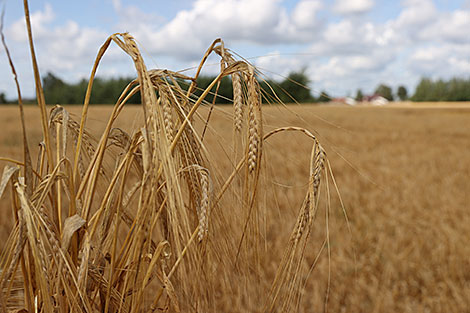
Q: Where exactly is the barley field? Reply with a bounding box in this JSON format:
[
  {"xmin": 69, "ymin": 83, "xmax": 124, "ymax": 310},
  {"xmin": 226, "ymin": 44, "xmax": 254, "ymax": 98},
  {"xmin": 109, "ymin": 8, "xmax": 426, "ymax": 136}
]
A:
[
  {"xmin": 1, "ymin": 1, "xmax": 469, "ymax": 310},
  {"xmin": 1, "ymin": 103, "xmax": 469, "ymax": 312}
]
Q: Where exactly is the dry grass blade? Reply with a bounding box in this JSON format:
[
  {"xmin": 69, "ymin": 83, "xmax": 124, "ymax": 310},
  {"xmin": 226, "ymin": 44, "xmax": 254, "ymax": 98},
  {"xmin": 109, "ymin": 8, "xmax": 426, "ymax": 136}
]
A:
[
  {"xmin": 0, "ymin": 166, "xmax": 20, "ymax": 199},
  {"xmin": 23, "ymin": 0, "xmax": 53, "ymax": 173},
  {"xmin": 0, "ymin": 10, "xmax": 34, "ymax": 198},
  {"xmin": 15, "ymin": 182, "xmax": 54, "ymax": 312},
  {"xmin": 61, "ymin": 214, "xmax": 86, "ymax": 251}
]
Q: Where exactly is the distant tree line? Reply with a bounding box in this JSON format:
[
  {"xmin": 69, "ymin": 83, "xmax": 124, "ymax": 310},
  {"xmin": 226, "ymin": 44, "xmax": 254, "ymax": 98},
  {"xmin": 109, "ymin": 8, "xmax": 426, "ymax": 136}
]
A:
[
  {"xmin": 161, "ymin": 70, "xmax": 321, "ymax": 104},
  {"xmin": 1, "ymin": 70, "xmax": 323, "ymax": 105},
  {"xmin": 355, "ymin": 77, "xmax": 470, "ymax": 102},
  {"xmin": 0, "ymin": 71, "xmax": 318, "ymax": 105},
  {"xmin": 41, "ymin": 72, "xmax": 141, "ymax": 105},
  {"xmin": 1, "ymin": 73, "xmax": 469, "ymax": 105},
  {"xmin": 0, "ymin": 92, "xmax": 7, "ymax": 104},
  {"xmin": 411, "ymin": 77, "xmax": 470, "ymax": 101}
]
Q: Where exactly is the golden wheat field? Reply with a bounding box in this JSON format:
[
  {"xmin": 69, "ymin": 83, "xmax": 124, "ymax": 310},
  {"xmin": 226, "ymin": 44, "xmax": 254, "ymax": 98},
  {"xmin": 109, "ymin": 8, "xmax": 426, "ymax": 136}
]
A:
[
  {"xmin": 3, "ymin": 0, "xmax": 470, "ymax": 309},
  {"xmin": 1, "ymin": 103, "xmax": 469, "ymax": 312}
]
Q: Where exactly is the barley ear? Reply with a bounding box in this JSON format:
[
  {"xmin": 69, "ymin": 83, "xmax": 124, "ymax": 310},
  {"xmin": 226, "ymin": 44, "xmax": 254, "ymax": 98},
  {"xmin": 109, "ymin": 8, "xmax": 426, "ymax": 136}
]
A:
[
  {"xmin": 247, "ymin": 70, "xmax": 262, "ymax": 174},
  {"xmin": 233, "ymin": 72, "xmax": 243, "ymax": 133}
]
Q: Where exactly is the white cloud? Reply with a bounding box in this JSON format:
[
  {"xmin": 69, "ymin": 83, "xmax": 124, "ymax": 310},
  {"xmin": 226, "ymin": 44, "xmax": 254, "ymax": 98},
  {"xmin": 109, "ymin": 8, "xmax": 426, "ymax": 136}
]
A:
[
  {"xmin": 8, "ymin": 3, "xmax": 55, "ymax": 42},
  {"xmin": 308, "ymin": 19, "xmax": 401, "ymax": 56},
  {"xmin": 7, "ymin": 12, "xmax": 108, "ymax": 72},
  {"xmin": 1, "ymin": 0, "xmax": 470, "ymax": 100},
  {"xmin": 109, "ymin": 0, "xmax": 325, "ymax": 61},
  {"xmin": 2, "ymin": 4, "xmax": 114, "ymax": 98},
  {"xmin": 255, "ymin": 51, "xmax": 305, "ymax": 78},
  {"xmin": 408, "ymin": 44, "xmax": 470, "ymax": 78},
  {"xmin": 426, "ymin": 10, "xmax": 470, "ymax": 43},
  {"xmin": 382, "ymin": 0, "xmax": 470, "ymax": 51},
  {"xmin": 300, "ymin": 0, "xmax": 469, "ymax": 96},
  {"xmin": 393, "ymin": 0, "xmax": 437, "ymax": 35},
  {"xmin": 333, "ymin": 0, "xmax": 375, "ymax": 15},
  {"xmin": 308, "ymin": 49, "xmax": 395, "ymax": 87},
  {"xmin": 112, "ymin": 0, "xmax": 166, "ymax": 33},
  {"xmin": 291, "ymin": 0, "xmax": 323, "ymax": 30},
  {"xmin": 155, "ymin": 0, "xmax": 285, "ymax": 46}
]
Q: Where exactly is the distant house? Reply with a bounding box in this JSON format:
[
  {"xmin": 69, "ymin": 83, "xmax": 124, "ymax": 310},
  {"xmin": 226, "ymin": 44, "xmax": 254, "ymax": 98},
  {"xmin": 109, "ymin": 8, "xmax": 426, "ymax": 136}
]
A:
[
  {"xmin": 332, "ymin": 97, "xmax": 357, "ymax": 106},
  {"xmin": 333, "ymin": 95, "xmax": 388, "ymax": 106},
  {"xmin": 363, "ymin": 95, "xmax": 389, "ymax": 106}
]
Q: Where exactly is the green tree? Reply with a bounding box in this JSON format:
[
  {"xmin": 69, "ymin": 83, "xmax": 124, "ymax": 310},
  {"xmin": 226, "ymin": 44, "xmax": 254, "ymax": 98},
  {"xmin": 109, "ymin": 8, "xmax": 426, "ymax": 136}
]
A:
[
  {"xmin": 447, "ymin": 77, "xmax": 470, "ymax": 101},
  {"xmin": 42, "ymin": 73, "xmax": 140, "ymax": 104},
  {"xmin": 375, "ymin": 84, "xmax": 394, "ymax": 101},
  {"xmin": 279, "ymin": 70, "xmax": 313, "ymax": 103},
  {"xmin": 0, "ymin": 92, "xmax": 7, "ymax": 104},
  {"xmin": 317, "ymin": 90, "xmax": 331, "ymax": 102},
  {"xmin": 258, "ymin": 79, "xmax": 283, "ymax": 103},
  {"xmin": 193, "ymin": 76, "xmax": 233, "ymax": 104},
  {"xmin": 412, "ymin": 78, "xmax": 432, "ymax": 101},
  {"xmin": 43, "ymin": 72, "xmax": 68, "ymax": 104},
  {"xmin": 355, "ymin": 89, "xmax": 363, "ymax": 102},
  {"xmin": 397, "ymin": 86, "xmax": 408, "ymax": 101},
  {"xmin": 412, "ymin": 77, "xmax": 470, "ymax": 101},
  {"xmin": 431, "ymin": 79, "xmax": 447, "ymax": 101}
]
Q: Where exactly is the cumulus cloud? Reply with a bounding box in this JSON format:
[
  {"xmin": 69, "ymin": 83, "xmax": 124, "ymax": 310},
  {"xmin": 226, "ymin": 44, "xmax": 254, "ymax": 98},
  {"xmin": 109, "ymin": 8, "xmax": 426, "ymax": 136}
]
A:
[
  {"xmin": 333, "ymin": 0, "xmax": 375, "ymax": 15},
  {"xmin": 409, "ymin": 44, "xmax": 470, "ymax": 78},
  {"xmin": 7, "ymin": 4, "xmax": 108, "ymax": 68},
  {"xmin": 1, "ymin": 0, "xmax": 469, "ymax": 99},
  {"xmin": 291, "ymin": 0, "xmax": 323, "ymax": 30},
  {"xmin": 8, "ymin": 3, "xmax": 55, "ymax": 42},
  {"xmin": 112, "ymin": 0, "xmax": 166, "ymax": 34},
  {"xmin": 255, "ymin": 51, "xmax": 306, "ymax": 78},
  {"xmin": 308, "ymin": 19, "xmax": 402, "ymax": 59},
  {"xmin": 2, "ymin": 4, "xmax": 112, "ymax": 98},
  {"xmin": 307, "ymin": 48, "xmax": 397, "ymax": 94},
  {"xmin": 302, "ymin": 0, "xmax": 470, "ymax": 95},
  {"xmin": 109, "ymin": 0, "xmax": 325, "ymax": 60},
  {"xmin": 384, "ymin": 0, "xmax": 469, "ymax": 51},
  {"xmin": 392, "ymin": 0, "xmax": 438, "ymax": 41},
  {"xmin": 152, "ymin": 0, "xmax": 286, "ymax": 54},
  {"xmin": 425, "ymin": 10, "xmax": 470, "ymax": 43}
]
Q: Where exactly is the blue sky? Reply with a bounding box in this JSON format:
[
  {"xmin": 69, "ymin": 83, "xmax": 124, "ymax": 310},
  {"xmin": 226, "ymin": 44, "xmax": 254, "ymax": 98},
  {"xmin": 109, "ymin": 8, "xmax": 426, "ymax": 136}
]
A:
[{"xmin": 1, "ymin": 0, "xmax": 469, "ymax": 99}]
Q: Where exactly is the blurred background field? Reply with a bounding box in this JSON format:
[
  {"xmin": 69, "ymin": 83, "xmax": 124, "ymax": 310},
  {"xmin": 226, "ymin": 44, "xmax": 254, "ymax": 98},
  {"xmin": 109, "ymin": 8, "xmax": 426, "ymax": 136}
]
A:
[{"xmin": 1, "ymin": 103, "xmax": 469, "ymax": 312}]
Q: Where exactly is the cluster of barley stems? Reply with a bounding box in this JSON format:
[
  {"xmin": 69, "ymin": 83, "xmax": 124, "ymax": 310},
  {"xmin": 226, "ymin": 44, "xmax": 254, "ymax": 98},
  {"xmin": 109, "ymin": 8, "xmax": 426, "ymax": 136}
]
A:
[{"xmin": 0, "ymin": 2, "xmax": 336, "ymax": 312}]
